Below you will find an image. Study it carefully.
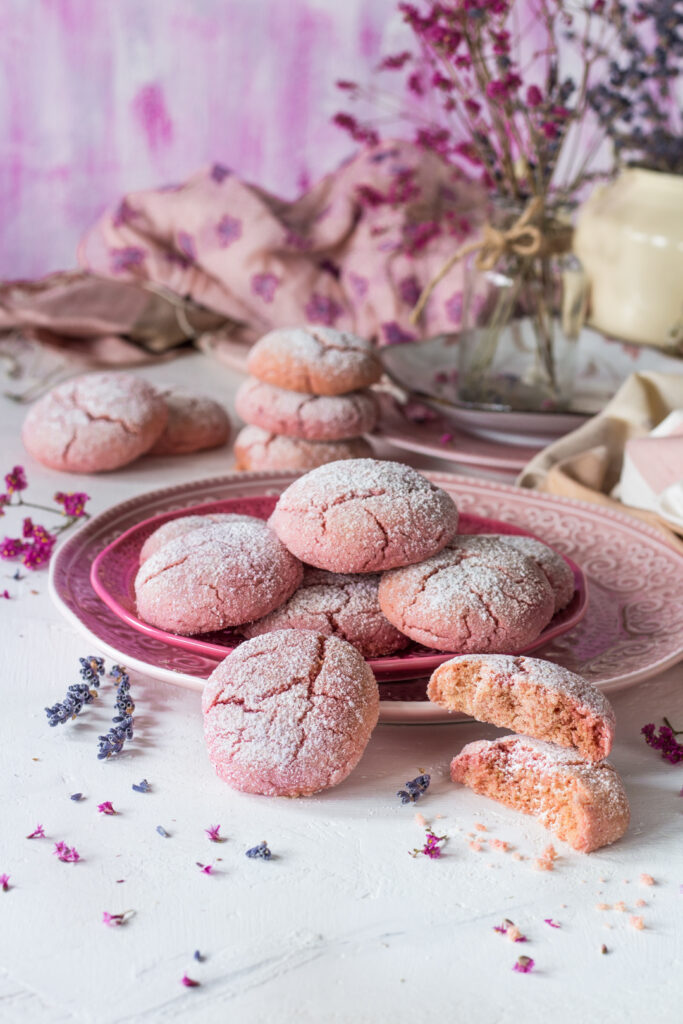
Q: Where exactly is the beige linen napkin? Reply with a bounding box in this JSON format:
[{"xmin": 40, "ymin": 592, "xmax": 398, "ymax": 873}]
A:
[{"xmin": 517, "ymin": 371, "xmax": 683, "ymax": 552}]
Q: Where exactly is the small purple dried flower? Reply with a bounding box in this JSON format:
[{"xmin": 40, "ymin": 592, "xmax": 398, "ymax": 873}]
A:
[
  {"xmin": 411, "ymin": 829, "xmax": 447, "ymax": 859},
  {"xmin": 54, "ymin": 492, "xmax": 90, "ymax": 518},
  {"xmin": 26, "ymin": 825, "xmax": 45, "ymax": 839},
  {"xmin": 5, "ymin": 466, "xmax": 28, "ymax": 494},
  {"xmin": 70, "ymin": 793, "xmax": 83, "ymax": 801},
  {"xmin": 132, "ymin": 779, "xmax": 150, "ymax": 793},
  {"xmin": 246, "ymin": 841, "xmax": 272, "ymax": 860},
  {"xmin": 641, "ymin": 720, "xmax": 683, "ymax": 764},
  {"xmin": 193, "ymin": 950, "xmax": 204, "ymax": 962},
  {"xmin": 513, "ymin": 956, "xmax": 535, "ymax": 974},
  {"xmin": 156, "ymin": 826, "xmax": 170, "ymax": 838},
  {"xmin": 397, "ymin": 773, "xmax": 431, "ymax": 804}
]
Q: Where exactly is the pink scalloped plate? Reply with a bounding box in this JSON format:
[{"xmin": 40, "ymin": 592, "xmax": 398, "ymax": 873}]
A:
[
  {"xmin": 89, "ymin": 496, "xmax": 586, "ymax": 677},
  {"xmin": 48, "ymin": 470, "xmax": 683, "ymax": 723}
]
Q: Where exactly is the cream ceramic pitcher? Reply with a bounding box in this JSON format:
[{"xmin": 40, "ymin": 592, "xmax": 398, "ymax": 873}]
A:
[{"xmin": 574, "ymin": 169, "xmax": 683, "ymax": 350}]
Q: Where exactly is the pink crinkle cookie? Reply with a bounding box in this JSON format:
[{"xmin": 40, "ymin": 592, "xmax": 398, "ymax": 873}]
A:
[
  {"xmin": 242, "ymin": 567, "xmax": 410, "ymax": 658},
  {"xmin": 134, "ymin": 520, "xmax": 302, "ymax": 634},
  {"xmin": 428, "ymin": 654, "xmax": 615, "ymax": 761},
  {"xmin": 269, "ymin": 459, "xmax": 459, "ymax": 573},
  {"xmin": 235, "ymin": 377, "xmax": 378, "ymax": 441},
  {"xmin": 378, "ymin": 536, "xmax": 554, "ymax": 652},
  {"xmin": 202, "ymin": 629, "xmax": 380, "ymax": 796},
  {"xmin": 246, "ymin": 325, "xmax": 382, "ymax": 395},
  {"xmin": 149, "ymin": 388, "xmax": 231, "ymax": 455},
  {"xmin": 234, "ymin": 425, "xmax": 373, "ymax": 472},
  {"xmin": 450, "ymin": 734, "xmax": 630, "ymax": 853},
  {"xmin": 484, "ymin": 534, "xmax": 575, "ymax": 613},
  {"xmin": 22, "ymin": 372, "xmax": 167, "ymax": 473},
  {"xmin": 139, "ymin": 512, "xmax": 261, "ymax": 564}
]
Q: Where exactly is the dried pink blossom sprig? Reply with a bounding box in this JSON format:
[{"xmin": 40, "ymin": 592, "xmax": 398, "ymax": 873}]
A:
[
  {"xmin": 333, "ymin": 0, "xmax": 652, "ymax": 205},
  {"xmin": 513, "ymin": 955, "xmax": 535, "ymax": 974},
  {"xmin": 97, "ymin": 802, "xmax": 117, "ymax": 816},
  {"xmin": 0, "ymin": 874, "xmax": 10, "ymax": 892},
  {"xmin": 196, "ymin": 863, "xmax": 215, "ymax": 875},
  {"xmin": 205, "ymin": 825, "xmax": 225, "ymax": 843},
  {"xmin": 0, "ymin": 466, "xmax": 90, "ymax": 570},
  {"xmin": 410, "ymin": 829, "xmax": 448, "ymax": 859},
  {"xmin": 544, "ymin": 918, "xmax": 561, "ymax": 928},
  {"xmin": 26, "ymin": 825, "xmax": 46, "ymax": 839},
  {"xmin": 642, "ymin": 719, "xmax": 683, "ymax": 764},
  {"xmin": 181, "ymin": 975, "xmax": 200, "ymax": 988}
]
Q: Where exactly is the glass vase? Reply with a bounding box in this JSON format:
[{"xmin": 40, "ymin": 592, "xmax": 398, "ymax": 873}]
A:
[{"xmin": 456, "ymin": 201, "xmax": 588, "ymax": 413}]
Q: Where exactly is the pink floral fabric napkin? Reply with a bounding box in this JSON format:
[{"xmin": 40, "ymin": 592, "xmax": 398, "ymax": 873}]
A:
[{"xmin": 78, "ymin": 140, "xmax": 485, "ymax": 362}]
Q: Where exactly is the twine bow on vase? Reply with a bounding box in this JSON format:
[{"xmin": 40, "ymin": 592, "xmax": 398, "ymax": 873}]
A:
[{"xmin": 410, "ymin": 196, "xmax": 545, "ymax": 325}]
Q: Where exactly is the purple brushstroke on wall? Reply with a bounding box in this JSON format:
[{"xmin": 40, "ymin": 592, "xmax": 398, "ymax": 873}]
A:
[{"xmin": 0, "ymin": 0, "xmax": 401, "ymax": 278}]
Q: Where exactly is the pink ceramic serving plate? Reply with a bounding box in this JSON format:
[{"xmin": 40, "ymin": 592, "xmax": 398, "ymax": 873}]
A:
[
  {"xmin": 49, "ymin": 470, "xmax": 683, "ymax": 723},
  {"xmin": 89, "ymin": 495, "xmax": 587, "ymax": 681}
]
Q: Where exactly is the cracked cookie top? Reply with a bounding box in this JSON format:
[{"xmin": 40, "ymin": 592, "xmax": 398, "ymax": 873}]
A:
[
  {"xmin": 378, "ymin": 535, "xmax": 555, "ymax": 653},
  {"xmin": 233, "ymin": 427, "xmax": 373, "ymax": 471},
  {"xmin": 134, "ymin": 519, "xmax": 303, "ymax": 635},
  {"xmin": 202, "ymin": 629, "xmax": 380, "ymax": 796},
  {"xmin": 268, "ymin": 458, "xmax": 459, "ymax": 573},
  {"xmin": 246, "ymin": 325, "xmax": 382, "ymax": 395},
  {"xmin": 242, "ymin": 567, "xmax": 410, "ymax": 658},
  {"xmin": 22, "ymin": 372, "xmax": 168, "ymax": 473}
]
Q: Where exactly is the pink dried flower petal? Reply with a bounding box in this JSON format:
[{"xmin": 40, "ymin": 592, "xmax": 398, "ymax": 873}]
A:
[
  {"xmin": 196, "ymin": 862, "xmax": 214, "ymax": 875},
  {"xmin": 97, "ymin": 801, "xmax": 116, "ymax": 815},
  {"xmin": 26, "ymin": 825, "xmax": 46, "ymax": 839},
  {"xmin": 205, "ymin": 825, "xmax": 224, "ymax": 843},
  {"xmin": 53, "ymin": 842, "xmax": 80, "ymax": 863},
  {"xmin": 544, "ymin": 919, "xmax": 561, "ymax": 928},
  {"xmin": 513, "ymin": 956, "xmax": 535, "ymax": 974},
  {"xmin": 0, "ymin": 874, "xmax": 10, "ymax": 891},
  {"xmin": 102, "ymin": 911, "xmax": 130, "ymax": 927},
  {"xmin": 181, "ymin": 975, "xmax": 200, "ymax": 988}
]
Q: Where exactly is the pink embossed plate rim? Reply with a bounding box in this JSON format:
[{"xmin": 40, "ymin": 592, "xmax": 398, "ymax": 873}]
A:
[{"xmin": 89, "ymin": 496, "xmax": 587, "ymax": 674}]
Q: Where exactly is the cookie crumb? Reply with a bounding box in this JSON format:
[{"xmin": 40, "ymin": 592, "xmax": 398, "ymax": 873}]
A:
[
  {"xmin": 600, "ymin": 944, "xmax": 608, "ymax": 954},
  {"xmin": 629, "ymin": 915, "xmax": 645, "ymax": 930},
  {"xmin": 639, "ymin": 873, "xmax": 655, "ymax": 887}
]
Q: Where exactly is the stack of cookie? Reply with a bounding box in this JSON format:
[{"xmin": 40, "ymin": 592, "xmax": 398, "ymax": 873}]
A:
[{"xmin": 233, "ymin": 325, "xmax": 382, "ymax": 472}]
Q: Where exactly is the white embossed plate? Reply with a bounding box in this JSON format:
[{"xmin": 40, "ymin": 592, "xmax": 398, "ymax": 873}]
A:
[{"xmin": 49, "ymin": 470, "xmax": 683, "ymax": 723}]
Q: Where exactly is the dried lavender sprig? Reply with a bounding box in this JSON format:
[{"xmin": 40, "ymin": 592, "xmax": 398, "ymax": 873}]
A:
[
  {"xmin": 44, "ymin": 655, "xmax": 104, "ymax": 727},
  {"xmin": 97, "ymin": 665, "xmax": 134, "ymax": 759}
]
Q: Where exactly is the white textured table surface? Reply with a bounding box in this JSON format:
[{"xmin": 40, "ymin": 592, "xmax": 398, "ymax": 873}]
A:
[{"xmin": 1, "ymin": 354, "xmax": 681, "ymax": 1024}]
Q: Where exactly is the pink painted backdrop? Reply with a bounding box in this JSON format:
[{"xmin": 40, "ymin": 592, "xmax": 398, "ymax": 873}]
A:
[{"xmin": 0, "ymin": 0, "xmax": 401, "ymax": 278}]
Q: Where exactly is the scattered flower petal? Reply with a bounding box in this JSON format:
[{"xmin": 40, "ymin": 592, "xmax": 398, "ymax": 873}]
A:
[
  {"xmin": 397, "ymin": 773, "xmax": 431, "ymax": 804},
  {"xmin": 513, "ymin": 956, "xmax": 535, "ymax": 974},
  {"xmin": 156, "ymin": 826, "xmax": 170, "ymax": 838},
  {"xmin": 205, "ymin": 825, "xmax": 224, "ymax": 843},
  {"xmin": 196, "ymin": 863, "xmax": 214, "ymax": 875},
  {"xmin": 26, "ymin": 825, "xmax": 45, "ymax": 839},
  {"xmin": 97, "ymin": 801, "xmax": 116, "ymax": 815},
  {"xmin": 53, "ymin": 842, "xmax": 80, "ymax": 863},
  {"xmin": 132, "ymin": 779, "xmax": 151, "ymax": 793},
  {"xmin": 102, "ymin": 910, "xmax": 133, "ymax": 927},
  {"xmin": 181, "ymin": 975, "xmax": 200, "ymax": 988},
  {"xmin": 70, "ymin": 793, "xmax": 83, "ymax": 801},
  {"xmin": 0, "ymin": 874, "xmax": 10, "ymax": 891},
  {"xmin": 194, "ymin": 950, "xmax": 204, "ymax": 962},
  {"xmin": 544, "ymin": 919, "xmax": 561, "ymax": 929},
  {"xmin": 246, "ymin": 841, "xmax": 272, "ymax": 860}
]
